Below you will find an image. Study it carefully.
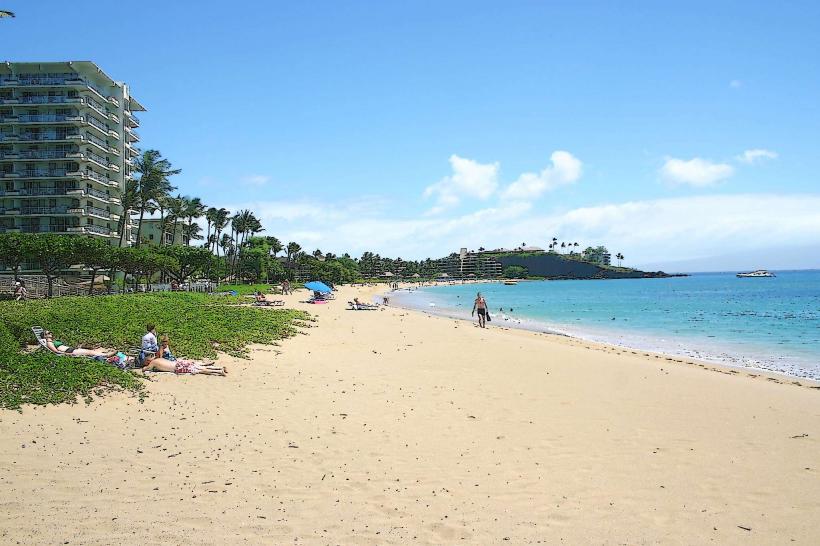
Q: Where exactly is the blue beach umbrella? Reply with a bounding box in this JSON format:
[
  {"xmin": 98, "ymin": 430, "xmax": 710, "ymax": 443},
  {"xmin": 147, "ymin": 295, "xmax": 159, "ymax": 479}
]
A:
[{"xmin": 304, "ymin": 281, "xmax": 332, "ymax": 293}]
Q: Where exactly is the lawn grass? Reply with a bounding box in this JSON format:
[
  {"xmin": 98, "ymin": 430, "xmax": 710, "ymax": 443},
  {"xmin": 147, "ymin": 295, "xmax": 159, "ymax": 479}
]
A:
[{"xmin": 0, "ymin": 293, "xmax": 311, "ymax": 410}]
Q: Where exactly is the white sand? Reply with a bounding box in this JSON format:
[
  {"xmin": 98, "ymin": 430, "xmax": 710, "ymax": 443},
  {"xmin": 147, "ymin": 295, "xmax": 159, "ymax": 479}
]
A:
[{"xmin": 1, "ymin": 285, "xmax": 819, "ymax": 544}]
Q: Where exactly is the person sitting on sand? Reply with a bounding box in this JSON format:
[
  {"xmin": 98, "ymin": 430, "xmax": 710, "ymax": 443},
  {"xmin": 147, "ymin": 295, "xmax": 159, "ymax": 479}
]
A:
[
  {"xmin": 160, "ymin": 334, "xmax": 176, "ymax": 361},
  {"xmin": 141, "ymin": 352, "xmax": 228, "ymax": 376},
  {"xmin": 42, "ymin": 330, "xmax": 117, "ymax": 357}
]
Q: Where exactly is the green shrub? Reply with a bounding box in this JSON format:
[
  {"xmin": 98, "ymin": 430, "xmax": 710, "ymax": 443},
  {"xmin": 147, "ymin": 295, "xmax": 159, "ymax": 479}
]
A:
[{"xmin": 0, "ymin": 293, "xmax": 310, "ymax": 410}]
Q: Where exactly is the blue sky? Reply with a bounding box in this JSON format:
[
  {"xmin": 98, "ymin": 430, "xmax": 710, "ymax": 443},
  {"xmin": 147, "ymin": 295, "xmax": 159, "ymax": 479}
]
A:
[{"xmin": 3, "ymin": 0, "xmax": 820, "ymax": 268}]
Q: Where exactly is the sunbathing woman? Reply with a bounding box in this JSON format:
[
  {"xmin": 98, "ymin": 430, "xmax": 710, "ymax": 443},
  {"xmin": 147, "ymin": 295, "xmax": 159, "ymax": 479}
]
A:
[
  {"xmin": 141, "ymin": 352, "xmax": 228, "ymax": 376},
  {"xmin": 43, "ymin": 330, "xmax": 117, "ymax": 358}
]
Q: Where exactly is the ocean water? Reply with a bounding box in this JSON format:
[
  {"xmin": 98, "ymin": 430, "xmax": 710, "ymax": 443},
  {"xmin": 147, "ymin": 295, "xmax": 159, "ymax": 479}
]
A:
[{"xmin": 387, "ymin": 271, "xmax": 820, "ymax": 380}]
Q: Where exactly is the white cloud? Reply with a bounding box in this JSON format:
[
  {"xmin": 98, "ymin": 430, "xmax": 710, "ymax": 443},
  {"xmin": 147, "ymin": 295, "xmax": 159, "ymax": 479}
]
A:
[
  {"xmin": 423, "ymin": 155, "xmax": 499, "ymax": 213},
  {"xmin": 736, "ymin": 149, "xmax": 778, "ymax": 164},
  {"xmin": 501, "ymin": 151, "xmax": 583, "ymax": 200},
  {"xmin": 242, "ymin": 174, "xmax": 271, "ymax": 186},
  {"xmin": 660, "ymin": 157, "xmax": 735, "ymax": 187},
  {"xmin": 223, "ymin": 193, "xmax": 820, "ymax": 269}
]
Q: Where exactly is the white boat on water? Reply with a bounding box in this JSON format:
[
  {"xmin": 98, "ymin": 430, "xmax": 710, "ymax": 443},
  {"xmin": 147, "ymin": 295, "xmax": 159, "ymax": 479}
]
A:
[{"xmin": 736, "ymin": 269, "xmax": 776, "ymax": 278}]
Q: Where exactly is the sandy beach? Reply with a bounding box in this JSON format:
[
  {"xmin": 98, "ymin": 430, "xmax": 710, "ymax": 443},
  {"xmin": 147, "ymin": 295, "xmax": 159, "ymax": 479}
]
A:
[{"xmin": 1, "ymin": 284, "xmax": 819, "ymax": 545}]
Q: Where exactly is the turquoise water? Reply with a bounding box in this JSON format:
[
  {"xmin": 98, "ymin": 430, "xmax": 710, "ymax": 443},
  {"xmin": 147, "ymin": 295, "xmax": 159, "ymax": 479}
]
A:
[{"xmin": 388, "ymin": 271, "xmax": 820, "ymax": 380}]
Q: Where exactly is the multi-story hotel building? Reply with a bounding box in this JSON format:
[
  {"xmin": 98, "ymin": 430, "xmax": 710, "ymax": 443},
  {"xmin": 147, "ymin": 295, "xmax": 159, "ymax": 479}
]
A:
[{"xmin": 0, "ymin": 61, "xmax": 143, "ymax": 245}]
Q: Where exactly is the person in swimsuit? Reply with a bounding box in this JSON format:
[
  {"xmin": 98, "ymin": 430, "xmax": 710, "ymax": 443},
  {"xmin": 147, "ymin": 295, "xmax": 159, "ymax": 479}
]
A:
[
  {"xmin": 42, "ymin": 331, "xmax": 117, "ymax": 357},
  {"xmin": 160, "ymin": 335, "xmax": 176, "ymax": 361},
  {"xmin": 471, "ymin": 292, "xmax": 489, "ymax": 328},
  {"xmin": 141, "ymin": 353, "xmax": 228, "ymax": 376}
]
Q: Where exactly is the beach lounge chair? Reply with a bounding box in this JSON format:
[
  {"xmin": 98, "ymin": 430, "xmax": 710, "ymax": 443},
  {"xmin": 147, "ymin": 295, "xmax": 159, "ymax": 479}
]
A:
[{"xmin": 31, "ymin": 326, "xmax": 67, "ymax": 355}]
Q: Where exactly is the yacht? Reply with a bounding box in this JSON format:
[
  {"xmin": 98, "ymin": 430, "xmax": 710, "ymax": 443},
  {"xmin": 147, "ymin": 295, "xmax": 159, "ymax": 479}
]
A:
[
  {"xmin": 503, "ymin": 280, "xmax": 518, "ymax": 285},
  {"xmin": 736, "ymin": 270, "xmax": 776, "ymax": 278}
]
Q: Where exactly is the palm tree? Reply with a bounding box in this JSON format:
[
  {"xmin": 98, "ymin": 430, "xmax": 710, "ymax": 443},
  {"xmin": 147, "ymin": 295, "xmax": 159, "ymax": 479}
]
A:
[
  {"xmin": 616, "ymin": 252, "xmax": 624, "ymax": 267},
  {"xmin": 204, "ymin": 207, "xmax": 218, "ymax": 249},
  {"xmin": 560, "ymin": 242, "xmax": 566, "ymax": 253},
  {"xmin": 265, "ymin": 236, "xmax": 283, "ymax": 258},
  {"xmin": 133, "ymin": 150, "xmax": 180, "ymax": 246},
  {"xmin": 212, "ymin": 208, "xmax": 230, "ymax": 255},
  {"xmin": 166, "ymin": 194, "xmax": 186, "ymax": 245},
  {"xmin": 183, "ymin": 221, "xmax": 203, "ymax": 244},
  {"xmin": 286, "ymin": 242, "xmax": 301, "ymax": 265},
  {"xmin": 219, "ymin": 233, "xmax": 234, "ymax": 263},
  {"xmin": 154, "ymin": 193, "xmax": 172, "ymax": 246},
  {"xmin": 183, "ymin": 197, "xmax": 205, "ymax": 246},
  {"xmin": 117, "ymin": 179, "xmax": 138, "ymax": 247}
]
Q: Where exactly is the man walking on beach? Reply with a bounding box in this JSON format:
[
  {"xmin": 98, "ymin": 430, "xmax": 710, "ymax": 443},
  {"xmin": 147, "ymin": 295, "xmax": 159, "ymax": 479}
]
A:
[{"xmin": 472, "ymin": 291, "xmax": 489, "ymax": 328}]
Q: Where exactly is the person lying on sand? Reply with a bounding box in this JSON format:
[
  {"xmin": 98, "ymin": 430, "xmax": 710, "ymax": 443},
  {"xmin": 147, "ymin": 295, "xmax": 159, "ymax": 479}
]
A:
[
  {"xmin": 141, "ymin": 353, "xmax": 227, "ymax": 376},
  {"xmin": 350, "ymin": 297, "xmax": 379, "ymax": 310},
  {"xmin": 42, "ymin": 330, "xmax": 117, "ymax": 358}
]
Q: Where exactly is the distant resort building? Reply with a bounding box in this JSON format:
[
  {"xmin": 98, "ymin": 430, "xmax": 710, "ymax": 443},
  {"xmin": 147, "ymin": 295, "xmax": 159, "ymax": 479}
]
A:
[
  {"xmin": 140, "ymin": 218, "xmax": 189, "ymax": 246},
  {"xmin": 434, "ymin": 248, "xmax": 504, "ymax": 278},
  {"xmin": 0, "ymin": 61, "xmax": 144, "ymax": 245}
]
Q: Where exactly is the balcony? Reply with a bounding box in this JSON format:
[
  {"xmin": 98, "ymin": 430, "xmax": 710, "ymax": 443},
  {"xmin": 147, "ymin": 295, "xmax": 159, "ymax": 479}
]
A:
[
  {"xmin": 85, "ymin": 115, "xmax": 109, "ymax": 135},
  {"xmin": 70, "ymin": 224, "xmax": 112, "ymax": 236},
  {"xmin": 81, "ymin": 131, "xmax": 109, "ymax": 152},
  {"xmin": 20, "ymin": 206, "xmax": 71, "ymax": 216},
  {"xmin": 84, "ymin": 150, "xmax": 109, "ymax": 168},
  {"xmin": 6, "ymin": 133, "xmax": 80, "ymax": 142},
  {"xmin": 125, "ymin": 126, "xmax": 140, "ymax": 142},
  {"xmin": 66, "ymin": 168, "xmax": 111, "ymax": 185},
  {"xmin": 107, "ymin": 97, "xmax": 120, "ymax": 107},
  {"xmin": 87, "ymin": 187, "xmax": 113, "ymax": 201},
  {"xmin": 81, "ymin": 96, "xmax": 108, "ymax": 117},
  {"xmin": 23, "ymin": 168, "xmax": 69, "ymax": 178},
  {"xmin": 125, "ymin": 111, "xmax": 140, "ymax": 127},
  {"xmin": 66, "ymin": 206, "xmax": 112, "ymax": 220},
  {"xmin": 17, "ymin": 150, "xmax": 73, "ymax": 160},
  {"xmin": 11, "ymin": 187, "xmax": 78, "ymax": 197},
  {"xmin": 16, "ymin": 114, "xmax": 80, "ymax": 124},
  {"xmin": 10, "ymin": 75, "xmax": 86, "ymax": 87},
  {"xmin": 18, "ymin": 95, "xmax": 83, "ymax": 105}
]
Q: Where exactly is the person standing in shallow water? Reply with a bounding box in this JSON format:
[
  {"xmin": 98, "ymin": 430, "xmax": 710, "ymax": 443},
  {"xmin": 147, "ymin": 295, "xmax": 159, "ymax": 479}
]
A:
[{"xmin": 472, "ymin": 291, "xmax": 489, "ymax": 328}]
